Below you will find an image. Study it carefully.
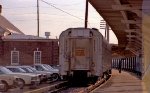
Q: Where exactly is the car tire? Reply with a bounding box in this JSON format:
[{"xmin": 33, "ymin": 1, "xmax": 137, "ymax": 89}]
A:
[
  {"xmin": 0, "ymin": 81, "xmax": 9, "ymax": 92},
  {"xmin": 51, "ymin": 73, "xmax": 59, "ymax": 81},
  {"xmin": 17, "ymin": 79, "xmax": 25, "ymax": 89}
]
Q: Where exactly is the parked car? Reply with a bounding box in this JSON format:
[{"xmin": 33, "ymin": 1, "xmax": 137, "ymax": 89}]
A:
[
  {"xmin": 4, "ymin": 66, "xmax": 40, "ymax": 88},
  {"xmin": 18, "ymin": 66, "xmax": 47, "ymax": 82},
  {"xmin": 6, "ymin": 65, "xmax": 45, "ymax": 82},
  {"xmin": 0, "ymin": 66, "xmax": 25, "ymax": 92},
  {"xmin": 28, "ymin": 66, "xmax": 53, "ymax": 81},
  {"xmin": 33, "ymin": 64, "xmax": 60, "ymax": 81},
  {"xmin": 50, "ymin": 65, "xmax": 60, "ymax": 70}
]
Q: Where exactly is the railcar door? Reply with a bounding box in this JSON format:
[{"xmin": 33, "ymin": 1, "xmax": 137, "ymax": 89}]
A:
[{"xmin": 71, "ymin": 38, "xmax": 91, "ymax": 70}]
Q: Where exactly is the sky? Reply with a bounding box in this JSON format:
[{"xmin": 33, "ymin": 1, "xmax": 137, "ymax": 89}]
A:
[{"xmin": 1, "ymin": 0, "xmax": 118, "ymax": 44}]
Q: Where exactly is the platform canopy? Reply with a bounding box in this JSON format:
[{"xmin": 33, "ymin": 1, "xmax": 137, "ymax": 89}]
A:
[{"xmin": 89, "ymin": 0, "xmax": 142, "ymax": 56}]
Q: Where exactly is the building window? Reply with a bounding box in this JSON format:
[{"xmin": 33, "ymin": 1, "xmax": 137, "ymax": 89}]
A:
[
  {"xmin": 11, "ymin": 48, "xmax": 19, "ymax": 65},
  {"xmin": 34, "ymin": 48, "xmax": 41, "ymax": 64}
]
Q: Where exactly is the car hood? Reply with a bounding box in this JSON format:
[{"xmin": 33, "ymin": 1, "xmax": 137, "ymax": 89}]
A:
[
  {"xmin": 7, "ymin": 73, "xmax": 38, "ymax": 77},
  {"xmin": 37, "ymin": 71, "xmax": 52, "ymax": 74},
  {"xmin": 48, "ymin": 69, "xmax": 59, "ymax": 73}
]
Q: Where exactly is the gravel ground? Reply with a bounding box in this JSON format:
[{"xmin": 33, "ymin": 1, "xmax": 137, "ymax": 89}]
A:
[{"xmin": 58, "ymin": 87, "xmax": 85, "ymax": 93}]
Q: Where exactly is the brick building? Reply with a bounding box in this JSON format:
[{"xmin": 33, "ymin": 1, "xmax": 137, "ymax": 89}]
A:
[
  {"xmin": 0, "ymin": 34, "xmax": 59, "ymax": 66},
  {"xmin": 0, "ymin": 5, "xmax": 59, "ymax": 66}
]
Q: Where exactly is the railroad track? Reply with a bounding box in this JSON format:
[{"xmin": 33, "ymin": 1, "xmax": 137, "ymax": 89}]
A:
[
  {"xmin": 58, "ymin": 87, "xmax": 86, "ymax": 93},
  {"xmin": 24, "ymin": 81, "xmax": 68, "ymax": 93},
  {"xmin": 78, "ymin": 78, "xmax": 106, "ymax": 93},
  {"xmin": 58, "ymin": 77, "xmax": 109, "ymax": 93},
  {"xmin": 23, "ymin": 75, "xmax": 109, "ymax": 93}
]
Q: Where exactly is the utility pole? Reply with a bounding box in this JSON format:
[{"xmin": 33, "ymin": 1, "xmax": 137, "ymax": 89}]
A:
[
  {"xmin": 37, "ymin": 0, "xmax": 40, "ymax": 37},
  {"xmin": 85, "ymin": 0, "xmax": 88, "ymax": 28},
  {"xmin": 0, "ymin": 5, "xmax": 2, "ymax": 14}
]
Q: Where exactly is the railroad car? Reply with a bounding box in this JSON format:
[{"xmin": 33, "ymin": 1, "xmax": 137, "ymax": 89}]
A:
[{"xmin": 59, "ymin": 28, "xmax": 111, "ymax": 82}]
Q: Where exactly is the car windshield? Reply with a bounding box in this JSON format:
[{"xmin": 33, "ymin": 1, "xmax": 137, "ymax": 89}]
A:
[
  {"xmin": 0, "ymin": 67, "xmax": 13, "ymax": 74},
  {"xmin": 35, "ymin": 65, "xmax": 49, "ymax": 71},
  {"xmin": 43, "ymin": 64, "xmax": 54, "ymax": 70},
  {"xmin": 28, "ymin": 67, "xmax": 37, "ymax": 72},
  {"xmin": 7, "ymin": 67, "xmax": 26, "ymax": 73},
  {"xmin": 21, "ymin": 67, "xmax": 34, "ymax": 73},
  {"xmin": 41, "ymin": 65, "xmax": 49, "ymax": 71}
]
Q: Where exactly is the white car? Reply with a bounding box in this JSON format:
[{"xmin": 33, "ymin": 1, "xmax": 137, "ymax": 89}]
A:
[
  {"xmin": 18, "ymin": 66, "xmax": 47, "ymax": 82},
  {"xmin": 19, "ymin": 66, "xmax": 52, "ymax": 81},
  {"xmin": 6, "ymin": 65, "xmax": 45, "ymax": 83},
  {"xmin": 0, "ymin": 67, "xmax": 25, "ymax": 92},
  {"xmin": 4, "ymin": 66, "xmax": 40, "ymax": 87},
  {"xmin": 33, "ymin": 64, "xmax": 60, "ymax": 81}
]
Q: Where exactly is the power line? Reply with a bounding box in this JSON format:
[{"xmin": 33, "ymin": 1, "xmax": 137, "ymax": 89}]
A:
[
  {"xmin": 9, "ymin": 18, "xmax": 87, "ymax": 23},
  {"xmin": 38, "ymin": 1, "xmax": 83, "ymax": 6},
  {"xmin": 40, "ymin": 0, "xmax": 84, "ymax": 21},
  {"xmin": 50, "ymin": 2, "xmax": 83, "ymax": 6},
  {"xmin": 4, "ymin": 12, "xmax": 84, "ymax": 19},
  {"xmin": 3, "ymin": 6, "xmax": 85, "ymax": 12}
]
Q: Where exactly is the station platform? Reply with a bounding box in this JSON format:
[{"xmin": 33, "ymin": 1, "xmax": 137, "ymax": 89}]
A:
[{"xmin": 91, "ymin": 69, "xmax": 147, "ymax": 93}]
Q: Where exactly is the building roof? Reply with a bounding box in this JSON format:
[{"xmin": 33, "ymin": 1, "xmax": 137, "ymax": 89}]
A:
[
  {"xmin": 0, "ymin": 15, "xmax": 24, "ymax": 34},
  {"xmin": 2, "ymin": 34, "xmax": 58, "ymax": 42},
  {"xmin": 2, "ymin": 34, "xmax": 45, "ymax": 40}
]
